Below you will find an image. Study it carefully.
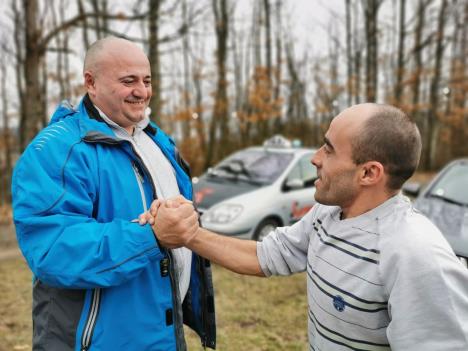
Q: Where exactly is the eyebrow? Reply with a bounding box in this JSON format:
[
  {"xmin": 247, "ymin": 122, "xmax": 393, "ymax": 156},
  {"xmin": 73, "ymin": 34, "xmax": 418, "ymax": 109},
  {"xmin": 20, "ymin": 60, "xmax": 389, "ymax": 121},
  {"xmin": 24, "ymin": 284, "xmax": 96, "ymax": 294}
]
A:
[
  {"xmin": 119, "ymin": 75, "xmax": 151, "ymax": 80},
  {"xmin": 324, "ymin": 136, "xmax": 335, "ymax": 151}
]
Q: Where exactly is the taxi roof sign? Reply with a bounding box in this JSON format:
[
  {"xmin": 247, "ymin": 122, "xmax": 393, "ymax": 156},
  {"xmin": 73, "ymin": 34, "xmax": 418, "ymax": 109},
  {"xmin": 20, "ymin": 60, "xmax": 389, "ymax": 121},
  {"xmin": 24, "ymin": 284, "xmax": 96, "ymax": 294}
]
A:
[{"xmin": 263, "ymin": 135, "xmax": 292, "ymax": 148}]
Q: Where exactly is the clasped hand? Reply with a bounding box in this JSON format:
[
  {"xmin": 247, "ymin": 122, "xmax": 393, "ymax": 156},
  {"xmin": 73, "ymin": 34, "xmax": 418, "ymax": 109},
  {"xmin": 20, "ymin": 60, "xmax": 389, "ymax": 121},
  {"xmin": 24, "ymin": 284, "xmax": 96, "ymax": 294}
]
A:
[{"xmin": 138, "ymin": 195, "xmax": 199, "ymax": 249}]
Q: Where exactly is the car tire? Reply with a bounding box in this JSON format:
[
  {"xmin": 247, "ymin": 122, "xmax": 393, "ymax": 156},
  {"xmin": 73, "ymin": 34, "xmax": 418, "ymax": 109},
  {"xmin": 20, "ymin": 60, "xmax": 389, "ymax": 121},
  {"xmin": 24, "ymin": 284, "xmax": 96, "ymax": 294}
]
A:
[{"xmin": 253, "ymin": 218, "xmax": 280, "ymax": 241}]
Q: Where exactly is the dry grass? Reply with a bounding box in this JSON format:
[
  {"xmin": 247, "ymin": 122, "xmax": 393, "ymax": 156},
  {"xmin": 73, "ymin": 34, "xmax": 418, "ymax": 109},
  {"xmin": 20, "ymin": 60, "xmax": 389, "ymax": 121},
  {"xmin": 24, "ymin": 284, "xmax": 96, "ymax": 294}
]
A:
[
  {"xmin": 0, "ymin": 172, "xmax": 437, "ymax": 351},
  {"xmin": 0, "ymin": 254, "xmax": 308, "ymax": 351},
  {"xmin": 0, "ymin": 205, "xmax": 12, "ymax": 226}
]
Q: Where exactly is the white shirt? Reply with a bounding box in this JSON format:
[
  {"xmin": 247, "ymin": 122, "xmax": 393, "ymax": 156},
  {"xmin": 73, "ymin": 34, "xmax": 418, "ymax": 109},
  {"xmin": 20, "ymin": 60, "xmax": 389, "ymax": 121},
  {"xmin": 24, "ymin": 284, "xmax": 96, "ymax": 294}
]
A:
[
  {"xmin": 258, "ymin": 194, "xmax": 468, "ymax": 350},
  {"xmin": 96, "ymin": 108, "xmax": 192, "ymax": 300}
]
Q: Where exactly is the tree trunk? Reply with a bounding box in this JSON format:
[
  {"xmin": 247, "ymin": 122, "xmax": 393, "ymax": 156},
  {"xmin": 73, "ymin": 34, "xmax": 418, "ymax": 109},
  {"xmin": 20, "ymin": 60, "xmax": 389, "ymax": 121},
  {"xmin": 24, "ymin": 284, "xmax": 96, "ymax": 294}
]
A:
[
  {"xmin": 394, "ymin": 0, "xmax": 406, "ymax": 103},
  {"xmin": 12, "ymin": 0, "xmax": 26, "ymax": 147},
  {"xmin": 193, "ymin": 66, "xmax": 206, "ymax": 155},
  {"xmin": 21, "ymin": 0, "xmax": 44, "ymax": 150},
  {"xmin": 77, "ymin": 0, "xmax": 90, "ymax": 49},
  {"xmin": 205, "ymin": 0, "xmax": 229, "ymax": 168},
  {"xmin": 273, "ymin": 0, "xmax": 283, "ymax": 133},
  {"xmin": 363, "ymin": 0, "xmax": 381, "ymax": 102},
  {"xmin": 181, "ymin": 0, "xmax": 191, "ymax": 140},
  {"xmin": 89, "ymin": 0, "xmax": 102, "ymax": 38},
  {"xmin": 424, "ymin": 0, "xmax": 448, "ymax": 169},
  {"xmin": 262, "ymin": 0, "xmax": 272, "ymax": 138},
  {"xmin": 448, "ymin": 1, "xmax": 467, "ymax": 158},
  {"xmin": 411, "ymin": 0, "xmax": 427, "ymax": 112},
  {"xmin": 353, "ymin": 0, "xmax": 362, "ymax": 103},
  {"xmin": 345, "ymin": 0, "xmax": 353, "ymax": 106},
  {"xmin": 148, "ymin": 0, "xmax": 162, "ymax": 126},
  {"xmin": 1, "ymin": 59, "xmax": 12, "ymax": 203}
]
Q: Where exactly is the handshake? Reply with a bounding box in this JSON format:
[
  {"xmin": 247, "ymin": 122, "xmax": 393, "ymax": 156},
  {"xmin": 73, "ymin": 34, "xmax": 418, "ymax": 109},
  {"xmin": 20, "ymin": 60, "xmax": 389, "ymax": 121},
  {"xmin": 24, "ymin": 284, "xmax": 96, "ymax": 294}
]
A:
[{"xmin": 137, "ymin": 195, "xmax": 199, "ymax": 249}]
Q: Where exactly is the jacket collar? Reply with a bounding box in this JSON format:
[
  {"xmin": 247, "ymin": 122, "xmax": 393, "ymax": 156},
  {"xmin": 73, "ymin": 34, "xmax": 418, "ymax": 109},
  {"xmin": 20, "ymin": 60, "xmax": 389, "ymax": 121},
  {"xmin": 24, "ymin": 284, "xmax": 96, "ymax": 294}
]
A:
[{"xmin": 82, "ymin": 93, "xmax": 157, "ymax": 136}]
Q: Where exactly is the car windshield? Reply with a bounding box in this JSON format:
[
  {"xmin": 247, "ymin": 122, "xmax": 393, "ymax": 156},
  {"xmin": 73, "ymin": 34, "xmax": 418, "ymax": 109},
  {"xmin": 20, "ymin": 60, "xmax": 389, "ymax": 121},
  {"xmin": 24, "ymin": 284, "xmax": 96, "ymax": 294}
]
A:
[
  {"xmin": 210, "ymin": 149, "xmax": 294, "ymax": 184},
  {"xmin": 427, "ymin": 162, "xmax": 468, "ymax": 206}
]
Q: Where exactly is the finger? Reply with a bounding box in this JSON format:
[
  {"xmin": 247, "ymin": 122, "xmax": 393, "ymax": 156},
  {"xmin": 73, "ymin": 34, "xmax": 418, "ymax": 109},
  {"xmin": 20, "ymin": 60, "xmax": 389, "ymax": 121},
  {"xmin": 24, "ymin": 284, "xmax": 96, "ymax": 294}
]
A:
[
  {"xmin": 165, "ymin": 199, "xmax": 176, "ymax": 208},
  {"xmin": 138, "ymin": 213, "xmax": 147, "ymax": 225},
  {"xmin": 150, "ymin": 199, "xmax": 164, "ymax": 216},
  {"xmin": 167, "ymin": 195, "xmax": 193, "ymax": 207}
]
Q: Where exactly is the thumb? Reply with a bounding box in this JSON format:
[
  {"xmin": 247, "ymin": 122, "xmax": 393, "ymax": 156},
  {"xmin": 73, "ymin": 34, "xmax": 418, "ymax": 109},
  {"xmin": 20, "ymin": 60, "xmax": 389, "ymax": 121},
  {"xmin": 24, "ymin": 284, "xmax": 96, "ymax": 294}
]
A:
[{"xmin": 165, "ymin": 199, "xmax": 180, "ymax": 208}]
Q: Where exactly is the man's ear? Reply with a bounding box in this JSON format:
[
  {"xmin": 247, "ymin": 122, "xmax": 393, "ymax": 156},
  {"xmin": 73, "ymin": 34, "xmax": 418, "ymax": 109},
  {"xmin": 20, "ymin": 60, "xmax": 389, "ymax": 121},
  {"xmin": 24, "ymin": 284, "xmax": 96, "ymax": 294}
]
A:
[
  {"xmin": 84, "ymin": 71, "xmax": 96, "ymax": 96},
  {"xmin": 359, "ymin": 161, "xmax": 385, "ymax": 186}
]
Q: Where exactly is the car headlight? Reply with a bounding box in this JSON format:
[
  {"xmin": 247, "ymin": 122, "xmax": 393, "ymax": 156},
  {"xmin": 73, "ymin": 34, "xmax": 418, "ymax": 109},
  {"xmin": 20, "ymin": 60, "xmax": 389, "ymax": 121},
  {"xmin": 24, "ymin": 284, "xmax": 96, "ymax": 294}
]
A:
[{"xmin": 202, "ymin": 204, "xmax": 243, "ymax": 224}]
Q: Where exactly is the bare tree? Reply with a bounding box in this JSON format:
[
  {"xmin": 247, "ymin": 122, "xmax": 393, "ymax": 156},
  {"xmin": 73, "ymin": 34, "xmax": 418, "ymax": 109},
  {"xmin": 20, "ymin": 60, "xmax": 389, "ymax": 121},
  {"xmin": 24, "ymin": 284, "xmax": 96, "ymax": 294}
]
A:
[
  {"xmin": 353, "ymin": 0, "xmax": 363, "ymax": 103},
  {"xmin": 77, "ymin": 0, "xmax": 90, "ymax": 48},
  {"xmin": 393, "ymin": 0, "xmax": 406, "ymax": 103},
  {"xmin": 345, "ymin": 0, "xmax": 353, "ymax": 106},
  {"xmin": 410, "ymin": 0, "xmax": 430, "ymax": 114},
  {"xmin": 424, "ymin": 0, "xmax": 448, "ymax": 169},
  {"xmin": 362, "ymin": 0, "xmax": 382, "ymax": 102},
  {"xmin": 148, "ymin": 0, "xmax": 162, "ymax": 126},
  {"xmin": 21, "ymin": 0, "xmax": 46, "ymax": 150},
  {"xmin": 0, "ymin": 52, "xmax": 12, "ymax": 204},
  {"xmin": 205, "ymin": 0, "xmax": 229, "ymax": 168}
]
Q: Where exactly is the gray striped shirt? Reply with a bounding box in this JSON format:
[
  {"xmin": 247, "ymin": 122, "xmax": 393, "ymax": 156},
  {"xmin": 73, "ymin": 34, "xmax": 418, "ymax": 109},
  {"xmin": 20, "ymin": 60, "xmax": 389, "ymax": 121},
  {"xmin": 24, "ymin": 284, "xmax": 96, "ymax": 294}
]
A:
[{"xmin": 257, "ymin": 194, "xmax": 468, "ymax": 350}]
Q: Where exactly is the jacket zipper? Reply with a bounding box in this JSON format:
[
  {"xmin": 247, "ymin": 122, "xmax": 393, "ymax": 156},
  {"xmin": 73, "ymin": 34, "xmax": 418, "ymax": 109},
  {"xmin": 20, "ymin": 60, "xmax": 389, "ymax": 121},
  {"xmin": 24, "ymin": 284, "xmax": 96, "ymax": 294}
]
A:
[
  {"xmin": 81, "ymin": 288, "xmax": 102, "ymax": 351},
  {"xmin": 83, "ymin": 135, "xmax": 185, "ymax": 350},
  {"xmin": 128, "ymin": 143, "xmax": 184, "ymax": 349},
  {"xmin": 132, "ymin": 162, "xmax": 148, "ymax": 211}
]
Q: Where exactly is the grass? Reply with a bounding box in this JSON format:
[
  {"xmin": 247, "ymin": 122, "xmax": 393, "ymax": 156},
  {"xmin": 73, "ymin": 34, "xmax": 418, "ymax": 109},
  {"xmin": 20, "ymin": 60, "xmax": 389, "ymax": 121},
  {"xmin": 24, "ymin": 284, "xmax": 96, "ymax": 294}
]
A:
[
  {"xmin": 0, "ymin": 252, "xmax": 308, "ymax": 351},
  {"xmin": 0, "ymin": 172, "xmax": 437, "ymax": 351}
]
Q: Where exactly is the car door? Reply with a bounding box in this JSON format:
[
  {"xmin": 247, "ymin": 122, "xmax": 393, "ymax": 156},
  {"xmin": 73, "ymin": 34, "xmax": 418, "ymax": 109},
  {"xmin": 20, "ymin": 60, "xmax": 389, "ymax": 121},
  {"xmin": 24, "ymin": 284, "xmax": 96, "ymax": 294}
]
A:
[{"xmin": 280, "ymin": 154, "xmax": 317, "ymax": 224}]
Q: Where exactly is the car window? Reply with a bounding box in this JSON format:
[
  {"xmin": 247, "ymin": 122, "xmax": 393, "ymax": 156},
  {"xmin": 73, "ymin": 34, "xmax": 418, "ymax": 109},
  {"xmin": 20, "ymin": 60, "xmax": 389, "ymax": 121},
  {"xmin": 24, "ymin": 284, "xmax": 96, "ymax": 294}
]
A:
[
  {"xmin": 299, "ymin": 155, "xmax": 317, "ymax": 188},
  {"xmin": 216, "ymin": 150, "xmax": 293, "ymax": 184},
  {"xmin": 286, "ymin": 162, "xmax": 302, "ymax": 182},
  {"xmin": 285, "ymin": 154, "xmax": 317, "ymax": 189},
  {"xmin": 428, "ymin": 162, "xmax": 468, "ymax": 205}
]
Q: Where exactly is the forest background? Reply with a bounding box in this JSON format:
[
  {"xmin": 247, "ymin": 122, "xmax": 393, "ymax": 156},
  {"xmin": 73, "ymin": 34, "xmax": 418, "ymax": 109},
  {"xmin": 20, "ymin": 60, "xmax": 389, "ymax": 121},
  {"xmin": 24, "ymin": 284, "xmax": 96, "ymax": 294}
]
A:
[{"xmin": 0, "ymin": 0, "xmax": 466, "ymax": 211}]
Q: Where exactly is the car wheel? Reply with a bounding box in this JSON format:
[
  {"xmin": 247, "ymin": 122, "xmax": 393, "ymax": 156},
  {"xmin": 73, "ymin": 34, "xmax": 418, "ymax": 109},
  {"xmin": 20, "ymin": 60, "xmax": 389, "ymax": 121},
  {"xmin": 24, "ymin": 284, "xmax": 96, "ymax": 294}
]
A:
[{"xmin": 253, "ymin": 218, "xmax": 280, "ymax": 241}]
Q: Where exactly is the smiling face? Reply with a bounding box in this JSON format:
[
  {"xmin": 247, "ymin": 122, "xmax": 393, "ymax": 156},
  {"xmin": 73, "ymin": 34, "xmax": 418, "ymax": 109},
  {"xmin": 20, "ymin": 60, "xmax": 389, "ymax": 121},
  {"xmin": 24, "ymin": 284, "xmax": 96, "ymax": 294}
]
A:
[
  {"xmin": 311, "ymin": 105, "xmax": 373, "ymax": 208},
  {"xmin": 84, "ymin": 39, "xmax": 152, "ymax": 133}
]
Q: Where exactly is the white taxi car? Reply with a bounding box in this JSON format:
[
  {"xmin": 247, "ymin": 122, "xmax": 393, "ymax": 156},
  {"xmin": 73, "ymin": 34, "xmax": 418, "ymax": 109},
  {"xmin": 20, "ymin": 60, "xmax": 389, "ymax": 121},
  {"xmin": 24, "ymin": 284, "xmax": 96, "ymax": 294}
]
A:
[{"xmin": 193, "ymin": 136, "xmax": 318, "ymax": 240}]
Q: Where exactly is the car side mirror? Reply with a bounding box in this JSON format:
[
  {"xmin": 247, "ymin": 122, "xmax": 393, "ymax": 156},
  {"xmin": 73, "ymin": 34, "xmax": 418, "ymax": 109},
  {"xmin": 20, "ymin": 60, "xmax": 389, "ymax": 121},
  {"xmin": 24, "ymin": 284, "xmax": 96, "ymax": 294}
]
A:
[
  {"xmin": 284, "ymin": 178, "xmax": 304, "ymax": 191},
  {"xmin": 402, "ymin": 182, "xmax": 421, "ymax": 197}
]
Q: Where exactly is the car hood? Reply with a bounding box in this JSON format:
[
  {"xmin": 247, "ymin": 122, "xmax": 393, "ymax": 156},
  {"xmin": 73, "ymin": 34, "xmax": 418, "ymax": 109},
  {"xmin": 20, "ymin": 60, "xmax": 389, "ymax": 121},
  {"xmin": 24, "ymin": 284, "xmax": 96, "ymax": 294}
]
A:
[
  {"xmin": 193, "ymin": 176, "xmax": 260, "ymax": 209},
  {"xmin": 414, "ymin": 197, "xmax": 468, "ymax": 257}
]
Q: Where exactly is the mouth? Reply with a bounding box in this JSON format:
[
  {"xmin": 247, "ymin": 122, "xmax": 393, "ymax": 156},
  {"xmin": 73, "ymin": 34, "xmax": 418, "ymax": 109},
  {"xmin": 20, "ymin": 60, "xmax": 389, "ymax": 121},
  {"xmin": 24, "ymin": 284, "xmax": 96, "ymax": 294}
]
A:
[
  {"xmin": 125, "ymin": 100, "xmax": 146, "ymax": 106},
  {"xmin": 314, "ymin": 177, "xmax": 322, "ymax": 187}
]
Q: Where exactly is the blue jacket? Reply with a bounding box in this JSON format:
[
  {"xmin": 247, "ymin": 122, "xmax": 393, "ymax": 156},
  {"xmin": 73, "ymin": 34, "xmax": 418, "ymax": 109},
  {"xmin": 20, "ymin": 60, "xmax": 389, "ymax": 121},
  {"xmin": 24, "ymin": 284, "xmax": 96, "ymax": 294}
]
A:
[{"xmin": 12, "ymin": 95, "xmax": 216, "ymax": 351}]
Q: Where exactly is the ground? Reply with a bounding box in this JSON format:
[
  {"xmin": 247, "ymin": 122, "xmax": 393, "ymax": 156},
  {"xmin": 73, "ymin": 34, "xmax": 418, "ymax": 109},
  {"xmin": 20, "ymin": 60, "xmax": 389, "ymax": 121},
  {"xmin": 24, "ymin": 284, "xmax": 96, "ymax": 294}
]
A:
[
  {"xmin": 0, "ymin": 172, "xmax": 436, "ymax": 350},
  {"xmin": 0, "ymin": 224, "xmax": 308, "ymax": 351}
]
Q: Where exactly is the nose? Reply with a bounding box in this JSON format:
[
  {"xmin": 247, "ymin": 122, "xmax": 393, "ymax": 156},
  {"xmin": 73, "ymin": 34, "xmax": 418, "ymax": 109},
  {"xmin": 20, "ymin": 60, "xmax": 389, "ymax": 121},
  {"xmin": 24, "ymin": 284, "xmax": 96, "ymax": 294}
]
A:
[
  {"xmin": 311, "ymin": 147, "xmax": 322, "ymax": 168},
  {"xmin": 133, "ymin": 81, "xmax": 150, "ymax": 99}
]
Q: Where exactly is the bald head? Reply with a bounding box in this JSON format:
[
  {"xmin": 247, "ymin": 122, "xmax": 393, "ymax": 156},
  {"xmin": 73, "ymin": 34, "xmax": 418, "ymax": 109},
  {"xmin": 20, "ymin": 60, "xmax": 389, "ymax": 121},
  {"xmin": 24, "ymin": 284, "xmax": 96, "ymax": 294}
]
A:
[
  {"xmin": 83, "ymin": 37, "xmax": 149, "ymax": 76},
  {"xmin": 343, "ymin": 103, "xmax": 422, "ymax": 190},
  {"xmin": 83, "ymin": 36, "xmax": 152, "ymax": 133}
]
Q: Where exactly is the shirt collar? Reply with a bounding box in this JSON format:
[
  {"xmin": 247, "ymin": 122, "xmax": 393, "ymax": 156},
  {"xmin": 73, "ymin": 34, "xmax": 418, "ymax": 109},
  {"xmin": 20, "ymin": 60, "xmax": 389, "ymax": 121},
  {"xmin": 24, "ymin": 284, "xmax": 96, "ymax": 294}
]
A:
[{"xmin": 93, "ymin": 105, "xmax": 150, "ymax": 136}]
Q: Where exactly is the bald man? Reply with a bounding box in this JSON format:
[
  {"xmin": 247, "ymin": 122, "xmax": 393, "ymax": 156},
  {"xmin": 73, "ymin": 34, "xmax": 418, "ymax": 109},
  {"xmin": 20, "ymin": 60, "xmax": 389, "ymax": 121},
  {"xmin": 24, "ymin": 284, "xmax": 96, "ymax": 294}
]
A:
[
  {"xmin": 148, "ymin": 104, "xmax": 468, "ymax": 350},
  {"xmin": 12, "ymin": 37, "xmax": 216, "ymax": 351}
]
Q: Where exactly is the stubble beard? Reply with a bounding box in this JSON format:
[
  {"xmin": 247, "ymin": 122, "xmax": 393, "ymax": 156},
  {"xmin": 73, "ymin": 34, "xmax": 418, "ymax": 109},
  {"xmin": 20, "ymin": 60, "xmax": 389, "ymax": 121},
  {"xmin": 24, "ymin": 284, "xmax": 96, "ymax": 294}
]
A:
[{"xmin": 314, "ymin": 171, "xmax": 357, "ymax": 207}]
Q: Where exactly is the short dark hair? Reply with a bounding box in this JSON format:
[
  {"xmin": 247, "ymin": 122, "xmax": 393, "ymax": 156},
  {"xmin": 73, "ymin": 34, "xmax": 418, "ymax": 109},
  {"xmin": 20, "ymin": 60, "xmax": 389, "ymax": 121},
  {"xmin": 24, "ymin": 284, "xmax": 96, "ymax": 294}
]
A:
[{"xmin": 351, "ymin": 104, "xmax": 422, "ymax": 190}]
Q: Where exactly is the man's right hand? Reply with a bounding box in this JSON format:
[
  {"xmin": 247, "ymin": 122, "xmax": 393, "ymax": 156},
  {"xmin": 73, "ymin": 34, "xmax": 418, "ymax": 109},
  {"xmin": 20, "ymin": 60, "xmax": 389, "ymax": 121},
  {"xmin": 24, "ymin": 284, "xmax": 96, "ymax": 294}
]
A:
[{"xmin": 149, "ymin": 196, "xmax": 199, "ymax": 249}]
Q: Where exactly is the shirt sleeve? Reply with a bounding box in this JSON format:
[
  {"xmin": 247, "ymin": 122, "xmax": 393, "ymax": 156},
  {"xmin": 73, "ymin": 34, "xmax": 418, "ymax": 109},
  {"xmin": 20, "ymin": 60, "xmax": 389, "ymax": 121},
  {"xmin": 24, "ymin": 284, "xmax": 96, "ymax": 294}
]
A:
[
  {"xmin": 380, "ymin": 216, "xmax": 468, "ymax": 350},
  {"xmin": 256, "ymin": 206, "xmax": 318, "ymax": 276}
]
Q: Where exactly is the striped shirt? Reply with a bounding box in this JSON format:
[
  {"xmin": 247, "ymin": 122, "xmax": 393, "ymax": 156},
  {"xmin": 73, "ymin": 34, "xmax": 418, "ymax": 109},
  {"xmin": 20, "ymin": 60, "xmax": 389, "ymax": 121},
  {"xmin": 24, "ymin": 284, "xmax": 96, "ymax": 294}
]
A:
[{"xmin": 257, "ymin": 194, "xmax": 468, "ymax": 350}]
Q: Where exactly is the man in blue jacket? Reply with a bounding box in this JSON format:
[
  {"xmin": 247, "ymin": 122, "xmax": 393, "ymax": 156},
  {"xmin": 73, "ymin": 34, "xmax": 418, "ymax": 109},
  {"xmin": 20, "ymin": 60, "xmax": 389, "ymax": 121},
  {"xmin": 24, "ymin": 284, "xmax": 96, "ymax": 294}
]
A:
[{"xmin": 12, "ymin": 36, "xmax": 215, "ymax": 351}]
